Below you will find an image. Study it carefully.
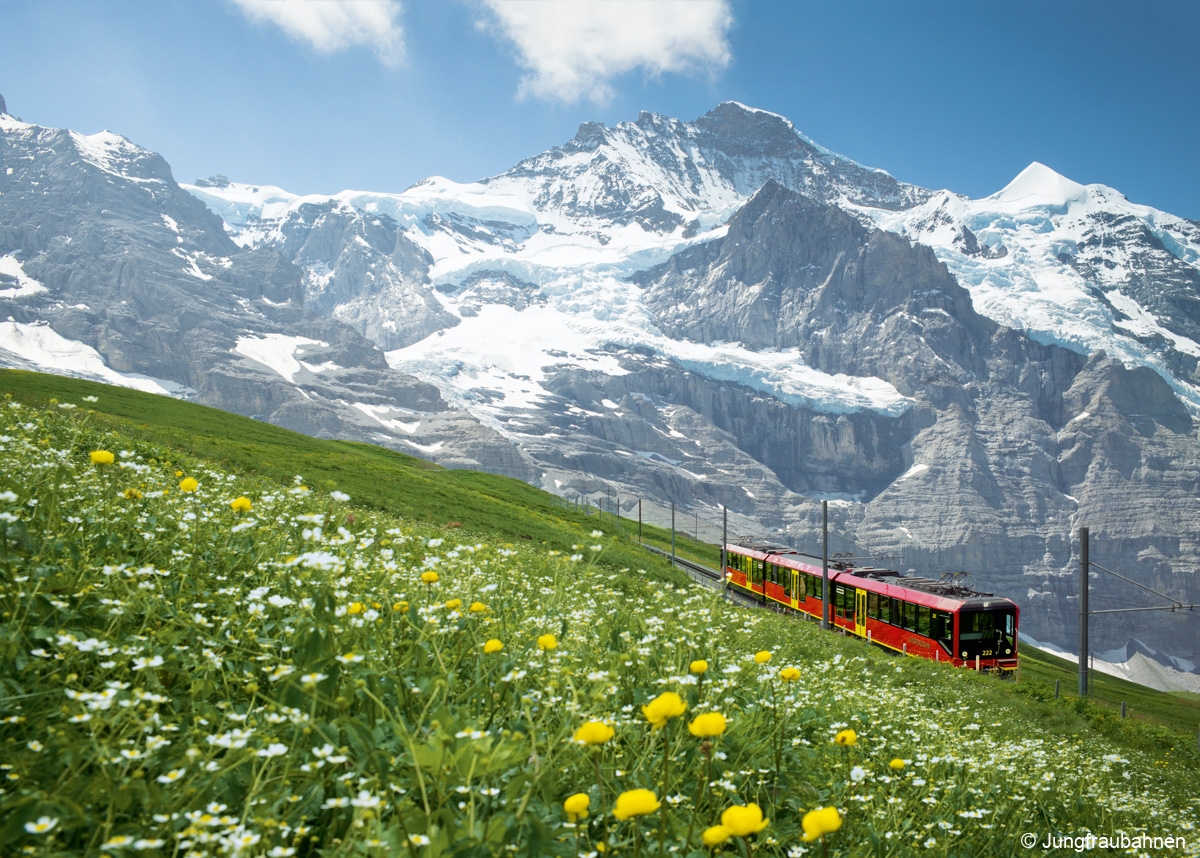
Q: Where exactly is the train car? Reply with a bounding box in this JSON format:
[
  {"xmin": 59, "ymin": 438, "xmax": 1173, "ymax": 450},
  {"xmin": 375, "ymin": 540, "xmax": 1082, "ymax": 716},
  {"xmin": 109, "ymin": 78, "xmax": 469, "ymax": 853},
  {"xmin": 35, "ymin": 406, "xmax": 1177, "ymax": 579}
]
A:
[{"xmin": 724, "ymin": 542, "xmax": 1018, "ymax": 671}]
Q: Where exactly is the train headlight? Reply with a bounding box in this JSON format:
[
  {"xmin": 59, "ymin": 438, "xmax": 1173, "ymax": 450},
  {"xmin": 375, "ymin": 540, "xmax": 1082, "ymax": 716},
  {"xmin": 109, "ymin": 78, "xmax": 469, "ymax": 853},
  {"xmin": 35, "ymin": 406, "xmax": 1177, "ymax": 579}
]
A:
[
  {"xmin": 1005, "ymin": 648, "xmax": 1011, "ymax": 655},
  {"xmin": 960, "ymin": 651, "xmax": 967, "ymax": 658}
]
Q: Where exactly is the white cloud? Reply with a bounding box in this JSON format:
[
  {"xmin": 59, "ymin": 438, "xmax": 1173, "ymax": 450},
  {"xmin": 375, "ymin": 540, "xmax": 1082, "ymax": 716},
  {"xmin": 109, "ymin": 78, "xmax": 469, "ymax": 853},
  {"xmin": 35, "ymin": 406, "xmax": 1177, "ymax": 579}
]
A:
[
  {"xmin": 230, "ymin": 0, "xmax": 406, "ymax": 66},
  {"xmin": 477, "ymin": 0, "xmax": 733, "ymax": 104}
]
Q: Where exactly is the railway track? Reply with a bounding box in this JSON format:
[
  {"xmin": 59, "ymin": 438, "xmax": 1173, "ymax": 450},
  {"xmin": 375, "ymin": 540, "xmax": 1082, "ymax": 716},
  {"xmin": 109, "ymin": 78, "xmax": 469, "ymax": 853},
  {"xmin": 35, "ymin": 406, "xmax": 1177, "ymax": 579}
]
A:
[{"xmin": 641, "ymin": 545, "xmax": 764, "ymax": 609}]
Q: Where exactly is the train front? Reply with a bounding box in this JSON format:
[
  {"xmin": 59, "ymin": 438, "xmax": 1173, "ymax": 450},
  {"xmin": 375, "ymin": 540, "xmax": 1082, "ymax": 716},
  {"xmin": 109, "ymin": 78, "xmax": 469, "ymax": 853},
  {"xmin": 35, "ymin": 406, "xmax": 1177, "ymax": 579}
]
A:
[{"xmin": 956, "ymin": 599, "xmax": 1019, "ymax": 671}]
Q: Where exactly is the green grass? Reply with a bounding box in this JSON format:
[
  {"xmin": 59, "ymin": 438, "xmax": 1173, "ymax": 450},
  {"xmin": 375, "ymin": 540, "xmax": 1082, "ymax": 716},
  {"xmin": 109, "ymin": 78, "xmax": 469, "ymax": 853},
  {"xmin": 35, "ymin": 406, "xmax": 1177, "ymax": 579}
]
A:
[
  {"xmin": 1017, "ymin": 644, "xmax": 1200, "ymax": 739},
  {"xmin": 0, "ymin": 369, "xmax": 687, "ymax": 588}
]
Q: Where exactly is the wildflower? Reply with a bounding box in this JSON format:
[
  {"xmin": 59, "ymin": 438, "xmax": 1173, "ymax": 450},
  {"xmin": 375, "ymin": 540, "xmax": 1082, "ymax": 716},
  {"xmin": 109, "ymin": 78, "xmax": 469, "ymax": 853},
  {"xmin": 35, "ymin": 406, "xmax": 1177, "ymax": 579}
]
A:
[
  {"xmin": 688, "ymin": 711, "xmax": 727, "ymax": 737},
  {"xmin": 800, "ymin": 806, "xmax": 843, "ymax": 841},
  {"xmin": 347, "ymin": 602, "xmax": 365, "ymax": 615},
  {"xmin": 564, "ymin": 792, "xmax": 591, "ymax": 821},
  {"xmin": 300, "ymin": 672, "xmax": 327, "ymax": 686},
  {"xmin": 537, "ymin": 633, "xmax": 558, "ymax": 650},
  {"xmin": 179, "ymin": 477, "xmax": 198, "ymax": 492},
  {"xmin": 573, "ymin": 721, "xmax": 615, "ymax": 746},
  {"xmin": 889, "ymin": 758, "xmax": 905, "ymax": 771},
  {"xmin": 642, "ymin": 691, "xmax": 687, "ymax": 729},
  {"xmin": 393, "ymin": 601, "xmax": 409, "ymax": 612},
  {"xmin": 690, "ymin": 659, "xmax": 709, "ymax": 674},
  {"xmin": 336, "ymin": 652, "xmax": 364, "ymax": 665},
  {"xmin": 754, "ymin": 650, "xmax": 772, "ymax": 664},
  {"xmin": 101, "ymin": 836, "xmax": 136, "ymax": 851},
  {"xmin": 702, "ymin": 825, "xmax": 732, "ymax": 846},
  {"xmin": 834, "ymin": 729, "xmax": 857, "ymax": 746},
  {"xmin": 850, "ymin": 766, "xmax": 867, "ymax": 782},
  {"xmin": 331, "ymin": 490, "xmax": 350, "ymax": 502},
  {"xmin": 408, "ymin": 835, "xmax": 431, "ymax": 846},
  {"xmin": 230, "ymin": 496, "xmax": 252, "ymax": 513},
  {"xmin": 721, "ymin": 803, "xmax": 769, "ymax": 837},
  {"xmin": 445, "ymin": 598, "xmax": 462, "ymax": 610},
  {"xmin": 421, "ymin": 571, "xmax": 439, "ymax": 584},
  {"xmin": 157, "ymin": 768, "xmax": 187, "ymax": 784},
  {"xmin": 779, "ymin": 667, "xmax": 801, "ymax": 682},
  {"xmin": 90, "ymin": 450, "xmax": 115, "ymax": 465},
  {"xmin": 613, "ymin": 788, "xmax": 660, "ymax": 821},
  {"xmin": 123, "ymin": 487, "xmax": 143, "ymax": 500},
  {"xmin": 483, "ymin": 639, "xmax": 504, "ymax": 654},
  {"xmin": 469, "ymin": 601, "xmax": 487, "ymax": 613},
  {"xmin": 257, "ymin": 743, "xmax": 289, "ymax": 758},
  {"xmin": 24, "ymin": 817, "xmax": 58, "ymax": 834}
]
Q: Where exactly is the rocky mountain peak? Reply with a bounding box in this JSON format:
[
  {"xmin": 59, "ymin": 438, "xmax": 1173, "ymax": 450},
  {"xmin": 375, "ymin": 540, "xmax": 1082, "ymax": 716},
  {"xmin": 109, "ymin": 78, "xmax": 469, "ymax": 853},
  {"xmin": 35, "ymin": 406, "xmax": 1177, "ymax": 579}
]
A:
[
  {"xmin": 0, "ymin": 93, "xmax": 7, "ymax": 116},
  {"xmin": 694, "ymin": 101, "xmax": 810, "ymax": 157}
]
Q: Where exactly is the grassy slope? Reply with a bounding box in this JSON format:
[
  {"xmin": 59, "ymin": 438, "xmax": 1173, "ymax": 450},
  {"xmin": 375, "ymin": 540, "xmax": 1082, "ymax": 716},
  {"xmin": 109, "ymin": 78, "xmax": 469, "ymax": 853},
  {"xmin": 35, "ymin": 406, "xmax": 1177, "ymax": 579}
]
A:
[
  {"xmin": 6, "ymin": 369, "xmax": 1200, "ymax": 745},
  {"xmin": 0, "ymin": 369, "xmax": 687, "ymax": 587}
]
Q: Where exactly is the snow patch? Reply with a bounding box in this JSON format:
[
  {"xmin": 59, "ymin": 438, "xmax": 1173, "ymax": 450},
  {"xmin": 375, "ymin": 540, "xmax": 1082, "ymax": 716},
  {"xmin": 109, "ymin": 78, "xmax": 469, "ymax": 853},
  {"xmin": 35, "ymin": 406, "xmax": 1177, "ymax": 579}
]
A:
[
  {"xmin": 0, "ymin": 255, "xmax": 47, "ymax": 298},
  {"xmin": 234, "ymin": 334, "xmax": 331, "ymax": 383},
  {"xmin": 0, "ymin": 321, "xmax": 191, "ymax": 396}
]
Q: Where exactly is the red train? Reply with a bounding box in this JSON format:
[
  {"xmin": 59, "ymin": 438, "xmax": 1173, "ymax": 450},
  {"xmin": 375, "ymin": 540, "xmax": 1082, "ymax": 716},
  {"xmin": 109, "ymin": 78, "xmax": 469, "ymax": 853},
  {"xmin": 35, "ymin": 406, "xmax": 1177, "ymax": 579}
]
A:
[{"xmin": 724, "ymin": 542, "xmax": 1018, "ymax": 671}]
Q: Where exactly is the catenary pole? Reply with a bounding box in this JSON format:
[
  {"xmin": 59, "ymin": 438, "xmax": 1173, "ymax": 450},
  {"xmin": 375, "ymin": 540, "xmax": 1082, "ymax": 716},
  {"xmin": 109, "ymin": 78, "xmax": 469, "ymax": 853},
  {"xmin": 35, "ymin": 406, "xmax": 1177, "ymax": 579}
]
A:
[
  {"xmin": 671, "ymin": 502, "xmax": 676, "ymax": 566},
  {"xmin": 1079, "ymin": 526, "xmax": 1089, "ymax": 698},
  {"xmin": 821, "ymin": 500, "xmax": 830, "ymax": 630}
]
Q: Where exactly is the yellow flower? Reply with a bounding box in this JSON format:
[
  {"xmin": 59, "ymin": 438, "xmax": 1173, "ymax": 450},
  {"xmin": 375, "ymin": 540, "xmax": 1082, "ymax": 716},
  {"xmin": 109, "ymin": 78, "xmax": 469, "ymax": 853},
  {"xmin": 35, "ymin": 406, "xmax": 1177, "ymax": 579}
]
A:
[
  {"xmin": 421, "ymin": 571, "xmax": 439, "ymax": 584},
  {"xmin": 779, "ymin": 667, "xmax": 801, "ymax": 682},
  {"xmin": 445, "ymin": 598, "xmax": 462, "ymax": 610},
  {"xmin": 563, "ymin": 792, "xmax": 590, "ymax": 821},
  {"xmin": 613, "ymin": 788, "xmax": 660, "ymax": 821},
  {"xmin": 702, "ymin": 825, "xmax": 732, "ymax": 847},
  {"xmin": 393, "ymin": 601, "xmax": 409, "ymax": 613},
  {"xmin": 469, "ymin": 601, "xmax": 487, "ymax": 613},
  {"xmin": 90, "ymin": 450, "xmax": 114, "ymax": 465},
  {"xmin": 687, "ymin": 712, "xmax": 727, "ymax": 737},
  {"xmin": 179, "ymin": 477, "xmax": 198, "ymax": 492},
  {"xmin": 641, "ymin": 691, "xmax": 687, "ymax": 729},
  {"xmin": 230, "ymin": 496, "xmax": 252, "ymax": 513},
  {"xmin": 123, "ymin": 487, "xmax": 143, "ymax": 500},
  {"xmin": 537, "ymin": 633, "xmax": 558, "ymax": 650},
  {"xmin": 834, "ymin": 728, "xmax": 858, "ymax": 746},
  {"xmin": 483, "ymin": 639, "xmax": 504, "ymax": 654},
  {"xmin": 689, "ymin": 659, "xmax": 709, "ymax": 674},
  {"xmin": 348, "ymin": 602, "xmax": 365, "ymax": 615},
  {"xmin": 800, "ymin": 806, "xmax": 843, "ymax": 841},
  {"xmin": 573, "ymin": 721, "xmax": 615, "ymax": 746},
  {"xmin": 889, "ymin": 758, "xmax": 905, "ymax": 770},
  {"xmin": 754, "ymin": 650, "xmax": 772, "ymax": 664},
  {"xmin": 174, "ymin": 470, "xmax": 183, "ymax": 477},
  {"xmin": 720, "ymin": 803, "xmax": 769, "ymax": 837}
]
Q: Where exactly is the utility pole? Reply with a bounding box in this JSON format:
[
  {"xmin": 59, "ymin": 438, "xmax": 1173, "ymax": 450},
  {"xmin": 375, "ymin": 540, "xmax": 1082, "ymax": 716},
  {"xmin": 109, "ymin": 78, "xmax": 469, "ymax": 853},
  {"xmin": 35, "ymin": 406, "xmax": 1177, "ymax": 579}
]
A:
[
  {"xmin": 821, "ymin": 500, "xmax": 830, "ymax": 630},
  {"xmin": 638, "ymin": 498, "xmax": 642, "ymax": 544},
  {"xmin": 721, "ymin": 505, "xmax": 727, "ymax": 586},
  {"xmin": 1079, "ymin": 526, "xmax": 1089, "ymax": 697},
  {"xmin": 671, "ymin": 502, "xmax": 676, "ymax": 566}
]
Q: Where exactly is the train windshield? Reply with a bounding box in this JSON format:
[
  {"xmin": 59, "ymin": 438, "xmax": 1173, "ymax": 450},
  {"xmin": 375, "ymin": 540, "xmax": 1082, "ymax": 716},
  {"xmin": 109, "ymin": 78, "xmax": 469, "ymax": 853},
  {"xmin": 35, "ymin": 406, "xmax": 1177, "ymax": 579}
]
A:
[{"xmin": 958, "ymin": 609, "xmax": 1016, "ymax": 660}]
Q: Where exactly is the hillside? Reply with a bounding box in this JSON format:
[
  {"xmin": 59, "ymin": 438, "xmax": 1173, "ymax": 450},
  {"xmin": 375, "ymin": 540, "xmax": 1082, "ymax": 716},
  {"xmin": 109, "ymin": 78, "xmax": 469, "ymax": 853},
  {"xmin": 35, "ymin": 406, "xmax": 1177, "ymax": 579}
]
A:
[{"xmin": 2, "ymin": 377, "xmax": 1200, "ymax": 856}]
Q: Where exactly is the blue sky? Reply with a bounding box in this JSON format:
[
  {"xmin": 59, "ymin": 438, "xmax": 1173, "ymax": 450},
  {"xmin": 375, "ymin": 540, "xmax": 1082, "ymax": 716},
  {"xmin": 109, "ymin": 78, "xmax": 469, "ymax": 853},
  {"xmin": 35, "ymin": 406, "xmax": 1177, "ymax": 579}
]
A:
[{"xmin": 3, "ymin": 1, "xmax": 1198, "ymax": 218}]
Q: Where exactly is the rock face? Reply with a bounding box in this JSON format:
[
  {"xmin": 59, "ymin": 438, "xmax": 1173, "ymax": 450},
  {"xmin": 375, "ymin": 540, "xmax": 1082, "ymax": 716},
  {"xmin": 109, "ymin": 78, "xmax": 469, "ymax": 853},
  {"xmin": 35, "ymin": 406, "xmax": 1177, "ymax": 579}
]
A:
[
  {"xmin": 0, "ymin": 109, "xmax": 534, "ymax": 479},
  {"xmin": 5, "ymin": 98, "xmax": 1200, "ymax": 666}
]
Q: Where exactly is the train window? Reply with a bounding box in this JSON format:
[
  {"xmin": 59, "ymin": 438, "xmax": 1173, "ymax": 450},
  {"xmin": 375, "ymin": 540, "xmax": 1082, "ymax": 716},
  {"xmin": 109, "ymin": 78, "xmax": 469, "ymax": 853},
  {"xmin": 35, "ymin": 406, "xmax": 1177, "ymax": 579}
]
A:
[
  {"xmin": 879, "ymin": 596, "xmax": 892, "ymax": 624},
  {"xmin": 930, "ymin": 611, "xmax": 953, "ymax": 644},
  {"xmin": 900, "ymin": 601, "xmax": 916, "ymax": 631},
  {"xmin": 835, "ymin": 586, "xmax": 845, "ymax": 618},
  {"xmin": 959, "ymin": 611, "xmax": 994, "ymax": 641},
  {"xmin": 867, "ymin": 592, "xmax": 879, "ymax": 619},
  {"xmin": 916, "ymin": 605, "xmax": 931, "ymax": 636}
]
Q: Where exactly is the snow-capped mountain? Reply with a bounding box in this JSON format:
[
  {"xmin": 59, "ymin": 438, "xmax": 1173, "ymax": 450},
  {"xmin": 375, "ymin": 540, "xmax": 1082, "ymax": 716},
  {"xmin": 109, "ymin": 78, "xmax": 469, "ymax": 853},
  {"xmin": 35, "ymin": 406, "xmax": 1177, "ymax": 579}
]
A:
[{"xmin": 5, "ymin": 94, "xmax": 1200, "ymax": 665}]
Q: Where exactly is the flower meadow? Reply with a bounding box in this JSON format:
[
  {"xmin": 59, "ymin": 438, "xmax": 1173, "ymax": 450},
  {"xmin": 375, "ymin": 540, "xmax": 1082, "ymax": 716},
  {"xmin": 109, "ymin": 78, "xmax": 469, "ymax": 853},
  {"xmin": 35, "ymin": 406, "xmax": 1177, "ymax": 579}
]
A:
[{"xmin": 2, "ymin": 398, "xmax": 1200, "ymax": 857}]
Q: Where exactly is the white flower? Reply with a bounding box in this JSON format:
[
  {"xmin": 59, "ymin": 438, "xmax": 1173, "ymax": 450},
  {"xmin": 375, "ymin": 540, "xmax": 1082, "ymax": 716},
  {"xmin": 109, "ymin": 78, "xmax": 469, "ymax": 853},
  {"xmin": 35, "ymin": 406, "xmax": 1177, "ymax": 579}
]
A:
[
  {"xmin": 131, "ymin": 655, "xmax": 164, "ymax": 671},
  {"xmin": 331, "ymin": 491, "xmax": 350, "ymax": 502},
  {"xmin": 322, "ymin": 797, "xmax": 350, "ymax": 808},
  {"xmin": 157, "ymin": 768, "xmax": 187, "ymax": 784},
  {"xmin": 300, "ymin": 672, "xmax": 327, "ymax": 685},
  {"xmin": 350, "ymin": 790, "xmax": 382, "ymax": 808},
  {"xmin": 24, "ymin": 817, "xmax": 58, "ymax": 834},
  {"xmin": 256, "ymin": 743, "xmax": 289, "ymax": 758},
  {"xmin": 408, "ymin": 834, "xmax": 431, "ymax": 846},
  {"xmin": 850, "ymin": 765, "xmax": 867, "ymax": 783}
]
